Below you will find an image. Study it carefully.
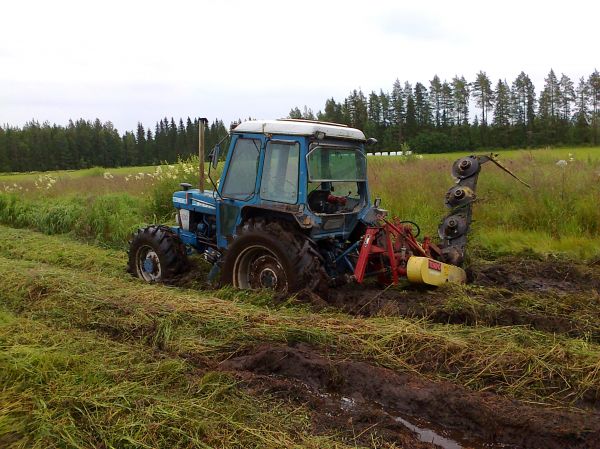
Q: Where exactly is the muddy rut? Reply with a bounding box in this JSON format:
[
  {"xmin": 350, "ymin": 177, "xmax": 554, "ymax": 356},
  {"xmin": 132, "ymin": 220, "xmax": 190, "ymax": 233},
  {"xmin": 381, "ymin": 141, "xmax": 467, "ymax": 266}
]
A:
[
  {"xmin": 221, "ymin": 343, "xmax": 600, "ymax": 449},
  {"xmin": 313, "ymin": 257, "xmax": 600, "ymax": 341}
]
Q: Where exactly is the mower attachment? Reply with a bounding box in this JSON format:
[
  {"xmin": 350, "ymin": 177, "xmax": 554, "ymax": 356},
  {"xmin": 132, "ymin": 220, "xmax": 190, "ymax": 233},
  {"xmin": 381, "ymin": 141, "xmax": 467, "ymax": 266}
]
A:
[
  {"xmin": 353, "ymin": 153, "xmax": 527, "ymax": 287},
  {"xmin": 439, "ymin": 154, "xmax": 528, "ymax": 266},
  {"xmin": 353, "ymin": 218, "xmax": 464, "ymax": 286}
]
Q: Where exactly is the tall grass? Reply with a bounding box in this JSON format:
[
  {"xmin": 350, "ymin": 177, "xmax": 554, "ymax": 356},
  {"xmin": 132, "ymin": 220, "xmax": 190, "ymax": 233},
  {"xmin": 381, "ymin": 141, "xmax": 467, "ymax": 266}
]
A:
[
  {"xmin": 1, "ymin": 148, "xmax": 599, "ymax": 256},
  {"xmin": 0, "ymin": 193, "xmax": 145, "ymax": 247},
  {"xmin": 367, "ymin": 148, "xmax": 600, "ymax": 258}
]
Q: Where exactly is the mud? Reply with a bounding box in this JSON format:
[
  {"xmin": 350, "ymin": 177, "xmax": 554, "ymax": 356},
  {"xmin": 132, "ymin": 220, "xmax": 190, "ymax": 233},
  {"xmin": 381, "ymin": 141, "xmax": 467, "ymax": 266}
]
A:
[
  {"xmin": 222, "ymin": 343, "xmax": 600, "ymax": 449},
  {"xmin": 302, "ymin": 256, "xmax": 600, "ymax": 341},
  {"xmin": 472, "ymin": 256, "xmax": 600, "ymax": 293}
]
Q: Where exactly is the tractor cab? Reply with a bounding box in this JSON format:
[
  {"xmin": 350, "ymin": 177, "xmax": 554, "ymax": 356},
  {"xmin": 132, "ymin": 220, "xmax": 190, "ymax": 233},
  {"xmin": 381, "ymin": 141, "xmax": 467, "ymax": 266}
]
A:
[{"xmin": 187, "ymin": 119, "xmax": 373, "ymax": 250}]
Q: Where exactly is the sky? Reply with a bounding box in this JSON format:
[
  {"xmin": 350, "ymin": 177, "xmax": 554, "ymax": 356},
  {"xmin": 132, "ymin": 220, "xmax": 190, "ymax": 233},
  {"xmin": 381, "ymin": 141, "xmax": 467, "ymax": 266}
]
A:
[{"xmin": 1, "ymin": 0, "xmax": 598, "ymax": 132}]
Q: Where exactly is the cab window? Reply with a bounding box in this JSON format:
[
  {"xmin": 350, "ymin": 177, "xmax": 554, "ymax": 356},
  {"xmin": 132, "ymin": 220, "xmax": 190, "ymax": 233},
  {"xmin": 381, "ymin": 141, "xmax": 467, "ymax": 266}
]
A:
[
  {"xmin": 221, "ymin": 138, "xmax": 261, "ymax": 200},
  {"xmin": 260, "ymin": 141, "xmax": 299, "ymax": 204}
]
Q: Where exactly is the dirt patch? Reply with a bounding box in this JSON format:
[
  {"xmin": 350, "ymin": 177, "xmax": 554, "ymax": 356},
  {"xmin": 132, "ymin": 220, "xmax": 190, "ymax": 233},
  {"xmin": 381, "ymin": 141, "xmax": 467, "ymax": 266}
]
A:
[
  {"xmin": 303, "ymin": 257, "xmax": 600, "ymax": 341},
  {"xmin": 222, "ymin": 343, "xmax": 600, "ymax": 449},
  {"xmin": 472, "ymin": 256, "xmax": 600, "ymax": 293}
]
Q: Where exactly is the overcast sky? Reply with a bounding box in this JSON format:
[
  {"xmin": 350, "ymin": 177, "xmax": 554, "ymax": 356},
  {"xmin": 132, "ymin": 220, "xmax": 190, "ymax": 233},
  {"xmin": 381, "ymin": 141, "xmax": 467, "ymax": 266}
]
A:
[{"xmin": 1, "ymin": 0, "xmax": 598, "ymax": 132}]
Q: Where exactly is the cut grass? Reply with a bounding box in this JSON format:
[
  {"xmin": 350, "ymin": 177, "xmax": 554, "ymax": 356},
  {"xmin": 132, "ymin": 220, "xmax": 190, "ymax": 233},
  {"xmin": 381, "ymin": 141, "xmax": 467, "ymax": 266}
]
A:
[
  {"xmin": 0, "ymin": 246, "xmax": 598, "ymax": 407},
  {"xmin": 0, "ymin": 227, "xmax": 600, "ymax": 403},
  {"xmin": 0, "ymin": 225, "xmax": 126, "ymax": 277},
  {"xmin": 0, "ymin": 308, "xmax": 350, "ymax": 449}
]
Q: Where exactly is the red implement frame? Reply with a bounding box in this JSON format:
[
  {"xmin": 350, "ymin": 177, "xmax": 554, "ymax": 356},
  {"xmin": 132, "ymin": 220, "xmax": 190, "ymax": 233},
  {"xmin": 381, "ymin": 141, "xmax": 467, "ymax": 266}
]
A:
[{"xmin": 354, "ymin": 219, "xmax": 439, "ymax": 285}]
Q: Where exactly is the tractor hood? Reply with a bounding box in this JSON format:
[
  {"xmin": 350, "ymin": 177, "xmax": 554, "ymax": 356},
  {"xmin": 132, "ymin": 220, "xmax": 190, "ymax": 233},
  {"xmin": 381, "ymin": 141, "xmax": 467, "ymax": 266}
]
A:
[{"xmin": 173, "ymin": 189, "xmax": 217, "ymax": 215}]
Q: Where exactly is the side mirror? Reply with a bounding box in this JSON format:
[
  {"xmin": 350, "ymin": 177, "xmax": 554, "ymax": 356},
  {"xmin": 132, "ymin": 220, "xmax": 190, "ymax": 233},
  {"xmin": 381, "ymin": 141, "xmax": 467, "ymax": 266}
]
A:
[
  {"xmin": 366, "ymin": 137, "xmax": 378, "ymax": 146},
  {"xmin": 210, "ymin": 144, "xmax": 220, "ymax": 169}
]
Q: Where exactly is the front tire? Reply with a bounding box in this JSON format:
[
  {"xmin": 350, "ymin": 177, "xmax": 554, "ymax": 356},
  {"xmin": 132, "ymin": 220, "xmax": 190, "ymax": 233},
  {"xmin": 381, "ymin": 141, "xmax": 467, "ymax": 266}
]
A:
[
  {"xmin": 127, "ymin": 225, "xmax": 188, "ymax": 283},
  {"xmin": 221, "ymin": 218, "xmax": 328, "ymax": 295}
]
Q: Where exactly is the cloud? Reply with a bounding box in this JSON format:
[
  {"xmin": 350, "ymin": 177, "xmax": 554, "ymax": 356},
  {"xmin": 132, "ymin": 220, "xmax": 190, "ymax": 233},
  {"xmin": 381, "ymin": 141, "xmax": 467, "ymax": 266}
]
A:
[{"xmin": 376, "ymin": 8, "xmax": 465, "ymax": 43}]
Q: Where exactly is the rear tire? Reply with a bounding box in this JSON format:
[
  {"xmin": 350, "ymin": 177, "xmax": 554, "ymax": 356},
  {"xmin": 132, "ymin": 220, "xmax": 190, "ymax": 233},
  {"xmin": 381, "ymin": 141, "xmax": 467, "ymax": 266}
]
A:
[
  {"xmin": 127, "ymin": 225, "xmax": 189, "ymax": 283},
  {"xmin": 220, "ymin": 218, "xmax": 329, "ymax": 295}
]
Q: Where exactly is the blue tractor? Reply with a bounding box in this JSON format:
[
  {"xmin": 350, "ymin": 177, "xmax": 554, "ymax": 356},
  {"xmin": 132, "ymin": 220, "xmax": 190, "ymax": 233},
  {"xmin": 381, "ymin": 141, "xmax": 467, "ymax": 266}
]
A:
[{"xmin": 128, "ymin": 119, "xmax": 515, "ymax": 294}]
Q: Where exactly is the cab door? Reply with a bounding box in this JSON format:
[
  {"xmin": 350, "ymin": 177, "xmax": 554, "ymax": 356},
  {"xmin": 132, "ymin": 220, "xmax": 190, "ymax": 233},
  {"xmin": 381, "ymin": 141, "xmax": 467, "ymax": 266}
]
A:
[
  {"xmin": 258, "ymin": 139, "xmax": 301, "ymax": 205},
  {"xmin": 216, "ymin": 135, "xmax": 263, "ymax": 248}
]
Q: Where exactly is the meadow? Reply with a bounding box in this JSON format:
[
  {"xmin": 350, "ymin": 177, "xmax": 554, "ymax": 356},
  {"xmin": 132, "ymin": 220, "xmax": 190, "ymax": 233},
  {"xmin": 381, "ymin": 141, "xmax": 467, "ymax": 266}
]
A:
[
  {"xmin": 1, "ymin": 147, "xmax": 600, "ymax": 448},
  {"xmin": 2, "ymin": 146, "xmax": 600, "ymax": 257}
]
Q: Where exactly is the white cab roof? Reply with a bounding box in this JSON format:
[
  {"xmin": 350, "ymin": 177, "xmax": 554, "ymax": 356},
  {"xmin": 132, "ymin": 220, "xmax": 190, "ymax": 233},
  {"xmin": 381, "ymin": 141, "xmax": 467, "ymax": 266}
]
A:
[{"xmin": 233, "ymin": 119, "xmax": 366, "ymax": 141}]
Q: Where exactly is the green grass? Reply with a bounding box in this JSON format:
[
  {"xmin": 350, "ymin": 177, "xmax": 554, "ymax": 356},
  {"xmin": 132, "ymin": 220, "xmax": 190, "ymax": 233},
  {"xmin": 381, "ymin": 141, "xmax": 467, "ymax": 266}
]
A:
[
  {"xmin": 2, "ymin": 143, "xmax": 600, "ymax": 448},
  {"xmin": 0, "ymin": 229, "xmax": 598, "ymax": 407},
  {"xmin": 367, "ymin": 146, "xmax": 600, "ymax": 258},
  {"xmin": 0, "ymin": 308, "xmax": 350, "ymax": 449},
  {"xmin": 1, "ymin": 147, "xmax": 600, "ymax": 258},
  {"xmin": 0, "ymin": 165, "xmax": 158, "ymax": 182}
]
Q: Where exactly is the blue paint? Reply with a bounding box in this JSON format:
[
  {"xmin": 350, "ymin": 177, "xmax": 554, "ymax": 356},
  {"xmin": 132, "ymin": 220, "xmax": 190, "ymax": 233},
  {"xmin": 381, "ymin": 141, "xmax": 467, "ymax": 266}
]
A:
[
  {"xmin": 166, "ymin": 127, "xmax": 380, "ymax": 283},
  {"xmin": 142, "ymin": 258, "xmax": 155, "ymax": 273}
]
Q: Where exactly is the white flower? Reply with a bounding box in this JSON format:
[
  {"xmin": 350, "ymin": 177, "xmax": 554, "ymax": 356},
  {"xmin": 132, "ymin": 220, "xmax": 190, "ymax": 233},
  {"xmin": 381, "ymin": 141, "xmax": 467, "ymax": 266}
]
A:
[{"xmin": 556, "ymin": 160, "xmax": 568, "ymax": 167}]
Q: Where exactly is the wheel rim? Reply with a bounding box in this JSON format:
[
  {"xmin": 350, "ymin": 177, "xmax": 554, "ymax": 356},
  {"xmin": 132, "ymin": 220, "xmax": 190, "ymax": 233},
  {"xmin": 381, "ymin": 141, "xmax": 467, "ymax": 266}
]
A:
[
  {"xmin": 136, "ymin": 245, "xmax": 162, "ymax": 282},
  {"xmin": 233, "ymin": 245, "xmax": 288, "ymax": 292}
]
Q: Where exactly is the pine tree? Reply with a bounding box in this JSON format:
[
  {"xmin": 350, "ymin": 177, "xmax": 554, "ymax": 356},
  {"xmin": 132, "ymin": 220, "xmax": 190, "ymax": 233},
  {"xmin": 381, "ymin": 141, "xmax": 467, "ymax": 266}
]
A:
[
  {"xmin": 346, "ymin": 89, "xmax": 368, "ymax": 130},
  {"xmin": 589, "ymin": 70, "xmax": 600, "ymax": 145},
  {"xmin": 318, "ymin": 98, "xmax": 345, "ymax": 124},
  {"xmin": 429, "ymin": 75, "xmax": 443, "ymax": 128},
  {"xmin": 452, "ymin": 76, "xmax": 470, "ymax": 125},
  {"xmin": 512, "ymin": 72, "xmax": 536, "ymax": 128},
  {"xmin": 368, "ymin": 91, "xmax": 382, "ymax": 126},
  {"xmin": 539, "ymin": 69, "xmax": 561, "ymax": 121},
  {"xmin": 472, "ymin": 71, "xmax": 493, "ymax": 125},
  {"xmin": 441, "ymin": 81, "xmax": 454, "ymax": 128},
  {"xmin": 493, "ymin": 79, "xmax": 511, "ymax": 128},
  {"xmin": 390, "ymin": 79, "xmax": 405, "ymax": 143},
  {"xmin": 574, "ymin": 77, "xmax": 591, "ymax": 143},
  {"xmin": 414, "ymin": 82, "xmax": 431, "ymax": 128},
  {"xmin": 288, "ymin": 107, "xmax": 302, "ymax": 119},
  {"xmin": 404, "ymin": 83, "xmax": 417, "ymax": 138},
  {"xmin": 558, "ymin": 74, "xmax": 575, "ymax": 121},
  {"xmin": 135, "ymin": 123, "xmax": 146, "ymax": 165},
  {"xmin": 379, "ymin": 90, "xmax": 391, "ymax": 127}
]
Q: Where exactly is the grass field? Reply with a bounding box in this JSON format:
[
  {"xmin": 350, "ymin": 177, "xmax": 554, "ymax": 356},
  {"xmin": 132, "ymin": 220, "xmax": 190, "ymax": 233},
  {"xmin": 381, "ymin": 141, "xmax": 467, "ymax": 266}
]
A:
[{"xmin": 1, "ymin": 147, "xmax": 600, "ymax": 448}]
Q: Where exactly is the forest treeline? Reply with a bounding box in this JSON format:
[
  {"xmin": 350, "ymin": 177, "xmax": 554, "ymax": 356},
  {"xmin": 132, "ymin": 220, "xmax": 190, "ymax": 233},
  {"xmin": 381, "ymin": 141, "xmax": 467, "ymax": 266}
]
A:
[
  {"xmin": 1, "ymin": 69, "xmax": 599, "ymax": 172},
  {"xmin": 0, "ymin": 118, "xmax": 228, "ymax": 172},
  {"xmin": 291, "ymin": 69, "xmax": 600, "ymax": 153}
]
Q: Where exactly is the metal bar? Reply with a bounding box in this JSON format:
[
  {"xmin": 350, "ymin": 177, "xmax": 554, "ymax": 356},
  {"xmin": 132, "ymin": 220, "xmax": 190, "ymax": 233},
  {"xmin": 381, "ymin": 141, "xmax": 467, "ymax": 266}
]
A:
[
  {"xmin": 354, "ymin": 227, "xmax": 380, "ymax": 283},
  {"xmin": 385, "ymin": 226, "xmax": 398, "ymax": 284},
  {"xmin": 198, "ymin": 117, "xmax": 208, "ymax": 191},
  {"xmin": 334, "ymin": 240, "xmax": 360, "ymax": 263}
]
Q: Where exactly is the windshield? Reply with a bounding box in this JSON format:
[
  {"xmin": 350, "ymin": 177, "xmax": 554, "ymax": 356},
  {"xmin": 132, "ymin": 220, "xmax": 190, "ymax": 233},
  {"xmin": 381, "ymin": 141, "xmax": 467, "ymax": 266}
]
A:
[{"xmin": 307, "ymin": 146, "xmax": 367, "ymax": 182}]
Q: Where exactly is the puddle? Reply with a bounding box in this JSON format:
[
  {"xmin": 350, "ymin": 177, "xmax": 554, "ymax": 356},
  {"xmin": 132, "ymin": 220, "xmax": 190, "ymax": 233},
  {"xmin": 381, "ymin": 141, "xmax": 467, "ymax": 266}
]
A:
[{"xmin": 394, "ymin": 415, "xmax": 462, "ymax": 449}]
